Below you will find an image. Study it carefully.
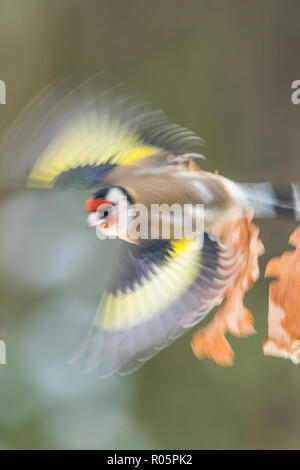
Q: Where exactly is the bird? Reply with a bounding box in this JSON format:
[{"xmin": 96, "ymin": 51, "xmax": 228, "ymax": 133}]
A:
[{"xmin": 2, "ymin": 75, "xmax": 300, "ymax": 377}]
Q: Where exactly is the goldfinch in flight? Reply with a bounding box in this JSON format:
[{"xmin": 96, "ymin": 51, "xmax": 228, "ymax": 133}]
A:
[{"xmin": 2, "ymin": 75, "xmax": 299, "ymax": 376}]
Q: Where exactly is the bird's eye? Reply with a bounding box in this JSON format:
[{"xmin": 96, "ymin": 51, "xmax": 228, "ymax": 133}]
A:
[{"xmin": 98, "ymin": 204, "xmax": 114, "ymax": 219}]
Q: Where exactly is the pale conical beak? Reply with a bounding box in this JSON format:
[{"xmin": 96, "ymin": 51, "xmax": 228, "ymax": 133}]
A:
[{"xmin": 86, "ymin": 212, "xmax": 106, "ymax": 228}]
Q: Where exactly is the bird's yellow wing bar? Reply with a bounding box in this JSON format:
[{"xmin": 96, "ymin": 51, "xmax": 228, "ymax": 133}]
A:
[
  {"xmin": 27, "ymin": 111, "xmax": 160, "ymax": 188},
  {"xmin": 0, "ymin": 75, "xmax": 202, "ymax": 189},
  {"xmin": 73, "ymin": 234, "xmax": 237, "ymax": 376}
]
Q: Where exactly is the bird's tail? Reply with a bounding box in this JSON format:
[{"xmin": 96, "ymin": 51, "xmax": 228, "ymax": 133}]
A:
[{"xmin": 239, "ymin": 182, "xmax": 300, "ymax": 221}]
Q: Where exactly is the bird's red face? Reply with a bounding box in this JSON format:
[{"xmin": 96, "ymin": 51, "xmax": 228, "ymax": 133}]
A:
[{"xmin": 85, "ymin": 197, "xmax": 117, "ymax": 229}]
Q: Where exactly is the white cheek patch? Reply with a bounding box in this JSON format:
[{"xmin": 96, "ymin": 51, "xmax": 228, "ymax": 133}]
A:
[{"xmin": 89, "ymin": 187, "xmax": 131, "ymax": 239}]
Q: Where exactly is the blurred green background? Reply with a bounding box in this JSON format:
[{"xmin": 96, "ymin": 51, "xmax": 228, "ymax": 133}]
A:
[{"xmin": 1, "ymin": 0, "xmax": 300, "ymax": 450}]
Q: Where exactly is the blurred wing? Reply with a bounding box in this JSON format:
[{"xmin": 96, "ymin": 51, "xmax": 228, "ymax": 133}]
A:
[
  {"xmin": 74, "ymin": 233, "xmax": 237, "ymax": 377},
  {"xmin": 0, "ymin": 74, "xmax": 202, "ymax": 189}
]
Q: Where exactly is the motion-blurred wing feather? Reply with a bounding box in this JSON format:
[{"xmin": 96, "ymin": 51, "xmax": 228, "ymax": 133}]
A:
[
  {"xmin": 0, "ymin": 75, "xmax": 202, "ymax": 189},
  {"xmin": 74, "ymin": 234, "xmax": 237, "ymax": 377}
]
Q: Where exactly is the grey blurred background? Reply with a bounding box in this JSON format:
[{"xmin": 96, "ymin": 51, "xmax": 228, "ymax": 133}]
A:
[{"xmin": 0, "ymin": 0, "xmax": 300, "ymax": 450}]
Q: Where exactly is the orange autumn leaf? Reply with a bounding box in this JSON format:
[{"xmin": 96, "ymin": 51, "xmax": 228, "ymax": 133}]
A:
[
  {"xmin": 191, "ymin": 210, "xmax": 265, "ymax": 366},
  {"xmin": 264, "ymin": 226, "xmax": 300, "ymax": 363}
]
